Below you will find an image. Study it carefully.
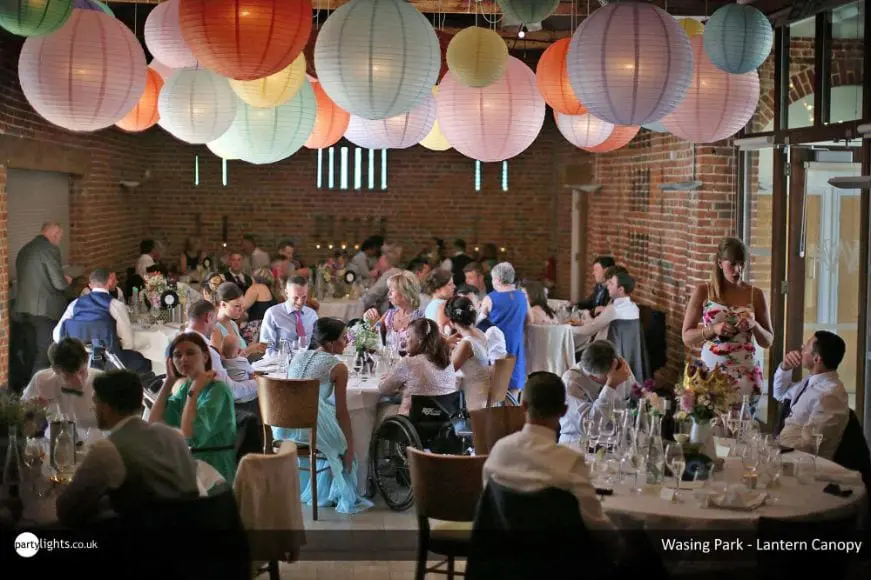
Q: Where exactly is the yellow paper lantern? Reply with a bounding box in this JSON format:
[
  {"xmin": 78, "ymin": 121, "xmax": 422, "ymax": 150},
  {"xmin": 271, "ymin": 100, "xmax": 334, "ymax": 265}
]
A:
[
  {"xmin": 678, "ymin": 18, "xmax": 704, "ymax": 38},
  {"xmin": 420, "ymin": 86, "xmax": 451, "ymax": 150},
  {"xmin": 228, "ymin": 53, "xmax": 306, "ymax": 108},
  {"xmin": 446, "ymin": 26, "xmax": 508, "ymax": 88}
]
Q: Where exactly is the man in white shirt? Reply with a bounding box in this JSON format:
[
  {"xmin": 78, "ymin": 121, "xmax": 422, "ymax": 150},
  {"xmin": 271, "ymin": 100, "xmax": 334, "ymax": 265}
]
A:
[
  {"xmin": 241, "ymin": 234, "xmax": 271, "ymax": 272},
  {"xmin": 773, "ymin": 330, "xmax": 849, "ymax": 460},
  {"xmin": 22, "ymin": 338, "xmax": 101, "ymax": 439},
  {"xmin": 54, "ymin": 269, "xmax": 152, "ymax": 374},
  {"xmin": 80, "ymin": 270, "xmax": 124, "ymax": 301},
  {"xmin": 56, "ymin": 369, "xmax": 199, "ymax": 526},
  {"xmin": 483, "ymin": 371, "xmax": 622, "ymax": 560},
  {"xmin": 409, "ymin": 259, "xmax": 433, "ymax": 311},
  {"xmin": 348, "ymin": 237, "xmax": 380, "ymax": 283},
  {"xmin": 135, "ymin": 239, "xmax": 161, "ymax": 278},
  {"xmin": 560, "ymin": 340, "xmax": 635, "ymax": 444},
  {"xmin": 574, "ymin": 268, "xmax": 640, "ymax": 347}
]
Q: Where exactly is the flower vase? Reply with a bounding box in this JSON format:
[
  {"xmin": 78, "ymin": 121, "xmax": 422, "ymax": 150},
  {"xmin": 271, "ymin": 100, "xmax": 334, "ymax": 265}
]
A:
[{"xmin": 690, "ymin": 418, "xmax": 716, "ymax": 458}]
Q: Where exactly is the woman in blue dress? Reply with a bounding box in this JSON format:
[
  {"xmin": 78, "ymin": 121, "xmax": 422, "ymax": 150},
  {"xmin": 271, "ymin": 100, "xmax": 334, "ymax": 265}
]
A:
[
  {"xmin": 480, "ymin": 262, "xmax": 528, "ymax": 397},
  {"xmin": 272, "ymin": 317, "xmax": 373, "ymax": 514}
]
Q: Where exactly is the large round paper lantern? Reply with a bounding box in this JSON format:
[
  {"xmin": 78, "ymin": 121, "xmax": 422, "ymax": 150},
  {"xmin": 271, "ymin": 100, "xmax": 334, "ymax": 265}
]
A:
[
  {"xmin": 662, "ymin": 36, "xmax": 760, "ymax": 144},
  {"xmin": 314, "ymin": 0, "xmax": 440, "ymax": 120},
  {"xmin": 497, "ymin": 0, "xmax": 560, "ymax": 24},
  {"xmin": 115, "ymin": 67, "xmax": 164, "ymax": 133},
  {"xmin": 158, "ymin": 68, "xmax": 237, "ymax": 144},
  {"xmin": 536, "ymin": 38, "xmax": 585, "ymax": 115},
  {"xmin": 229, "ymin": 54, "xmax": 306, "ymax": 108},
  {"xmin": 360, "ymin": 94, "xmax": 436, "ymax": 149},
  {"xmin": 179, "ymin": 0, "xmax": 312, "ymax": 81},
  {"xmin": 555, "ymin": 112, "xmax": 613, "ymax": 149},
  {"xmin": 344, "ymin": 115, "xmax": 383, "ymax": 149},
  {"xmin": 567, "ymin": 2, "xmax": 693, "ymax": 126},
  {"xmin": 144, "ymin": 0, "xmax": 197, "ymax": 69},
  {"xmin": 678, "ymin": 18, "xmax": 704, "ymax": 38},
  {"xmin": 18, "ymin": 10, "xmax": 146, "ymax": 132},
  {"xmin": 149, "ymin": 60, "xmax": 175, "ymax": 81},
  {"xmin": 419, "ymin": 86, "xmax": 451, "ymax": 151},
  {"xmin": 0, "ymin": 0, "xmax": 71, "ymax": 37},
  {"xmin": 304, "ymin": 80, "xmax": 350, "ymax": 149},
  {"xmin": 437, "ymin": 57, "xmax": 545, "ymax": 162},
  {"xmin": 446, "ymin": 27, "xmax": 508, "ymax": 89},
  {"xmin": 72, "ymin": 0, "xmax": 111, "ymax": 15},
  {"xmin": 703, "ymin": 3, "xmax": 773, "ymax": 75},
  {"xmin": 207, "ymin": 112, "xmax": 243, "ymax": 160},
  {"xmin": 582, "ymin": 125, "xmax": 640, "ymax": 153}
]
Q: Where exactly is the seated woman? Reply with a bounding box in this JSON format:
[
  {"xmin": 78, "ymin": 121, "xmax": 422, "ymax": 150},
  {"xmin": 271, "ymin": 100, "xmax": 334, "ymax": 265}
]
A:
[
  {"xmin": 445, "ymin": 296, "xmax": 491, "ymax": 410},
  {"xmin": 521, "ymin": 280, "xmax": 558, "ymax": 325},
  {"xmin": 201, "ymin": 271, "xmax": 226, "ymax": 304},
  {"xmin": 423, "ymin": 268, "xmax": 456, "ymax": 333},
  {"xmin": 240, "ymin": 267, "xmax": 279, "ymax": 346},
  {"xmin": 149, "ymin": 332, "xmax": 237, "ymax": 482},
  {"xmin": 364, "ymin": 270, "xmax": 424, "ymax": 349},
  {"xmin": 378, "ymin": 318, "xmax": 458, "ymax": 417},
  {"xmin": 211, "ymin": 282, "xmax": 266, "ymax": 358},
  {"xmin": 272, "ymin": 318, "xmax": 373, "ymax": 514}
]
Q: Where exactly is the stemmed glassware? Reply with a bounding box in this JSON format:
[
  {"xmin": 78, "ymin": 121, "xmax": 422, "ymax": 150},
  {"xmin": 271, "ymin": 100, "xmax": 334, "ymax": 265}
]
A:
[
  {"xmin": 665, "ymin": 442, "xmax": 686, "ymax": 498},
  {"xmin": 621, "ymin": 445, "xmax": 648, "ymax": 494}
]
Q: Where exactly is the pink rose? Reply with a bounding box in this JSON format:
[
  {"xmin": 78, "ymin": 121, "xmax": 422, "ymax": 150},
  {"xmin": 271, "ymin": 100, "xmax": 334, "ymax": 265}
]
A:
[{"xmin": 680, "ymin": 391, "xmax": 695, "ymax": 413}]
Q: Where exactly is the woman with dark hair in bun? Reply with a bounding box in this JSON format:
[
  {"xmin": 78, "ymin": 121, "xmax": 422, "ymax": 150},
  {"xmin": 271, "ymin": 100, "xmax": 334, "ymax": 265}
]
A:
[{"xmin": 445, "ymin": 296, "xmax": 491, "ymax": 410}]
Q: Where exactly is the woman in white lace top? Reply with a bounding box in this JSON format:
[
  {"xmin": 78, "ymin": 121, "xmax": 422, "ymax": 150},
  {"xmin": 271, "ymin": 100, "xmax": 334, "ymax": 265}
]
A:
[{"xmin": 445, "ymin": 296, "xmax": 491, "ymax": 410}]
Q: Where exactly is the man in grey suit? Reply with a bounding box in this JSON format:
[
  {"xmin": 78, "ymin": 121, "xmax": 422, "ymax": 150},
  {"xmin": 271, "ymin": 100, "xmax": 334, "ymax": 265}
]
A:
[
  {"xmin": 14, "ymin": 222, "xmax": 71, "ymax": 379},
  {"xmin": 56, "ymin": 370, "xmax": 200, "ymax": 526}
]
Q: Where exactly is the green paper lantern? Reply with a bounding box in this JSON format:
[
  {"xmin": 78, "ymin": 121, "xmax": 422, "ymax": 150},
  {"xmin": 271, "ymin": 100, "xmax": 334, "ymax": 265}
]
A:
[
  {"xmin": 497, "ymin": 0, "xmax": 560, "ymax": 25},
  {"xmin": 0, "ymin": 0, "xmax": 72, "ymax": 37}
]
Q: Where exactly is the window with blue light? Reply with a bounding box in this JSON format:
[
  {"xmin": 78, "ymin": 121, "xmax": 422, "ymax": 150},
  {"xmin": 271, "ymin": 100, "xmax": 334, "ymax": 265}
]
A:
[
  {"xmin": 475, "ymin": 160, "xmax": 481, "ymax": 192},
  {"xmin": 316, "ymin": 146, "xmax": 387, "ymax": 190}
]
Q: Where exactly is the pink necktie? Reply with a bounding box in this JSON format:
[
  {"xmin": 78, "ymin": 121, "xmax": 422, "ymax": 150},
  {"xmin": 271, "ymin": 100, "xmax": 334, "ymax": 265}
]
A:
[{"xmin": 294, "ymin": 310, "xmax": 305, "ymax": 338}]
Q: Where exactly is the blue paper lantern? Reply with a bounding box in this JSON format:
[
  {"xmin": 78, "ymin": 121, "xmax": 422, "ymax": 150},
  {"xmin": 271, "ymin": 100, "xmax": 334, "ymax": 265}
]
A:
[{"xmin": 703, "ymin": 4, "xmax": 773, "ymax": 75}]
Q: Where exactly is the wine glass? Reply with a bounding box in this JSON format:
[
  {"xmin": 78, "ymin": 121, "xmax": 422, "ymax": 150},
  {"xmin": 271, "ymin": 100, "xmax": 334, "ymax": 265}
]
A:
[
  {"xmin": 810, "ymin": 423, "xmax": 825, "ymax": 458},
  {"xmin": 624, "ymin": 447, "xmax": 648, "ymax": 494},
  {"xmin": 741, "ymin": 443, "xmax": 761, "ymax": 484},
  {"xmin": 277, "ymin": 340, "xmax": 290, "ymax": 375},
  {"xmin": 665, "ymin": 443, "xmax": 686, "ymax": 497},
  {"xmin": 599, "ymin": 414, "xmax": 617, "ymax": 452}
]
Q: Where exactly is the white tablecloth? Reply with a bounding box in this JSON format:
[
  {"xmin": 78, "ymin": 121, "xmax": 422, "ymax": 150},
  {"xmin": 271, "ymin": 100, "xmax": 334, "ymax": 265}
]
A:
[
  {"xmin": 319, "ymin": 299, "xmax": 365, "ymax": 322},
  {"xmin": 134, "ymin": 323, "xmax": 184, "ymax": 375},
  {"xmin": 525, "ymin": 324, "xmax": 576, "ymax": 377}
]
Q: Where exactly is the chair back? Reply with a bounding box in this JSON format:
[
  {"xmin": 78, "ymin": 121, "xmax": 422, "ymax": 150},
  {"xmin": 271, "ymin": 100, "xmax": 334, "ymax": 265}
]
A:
[
  {"xmin": 606, "ymin": 319, "xmax": 650, "ymax": 382},
  {"xmin": 470, "ymin": 406, "xmax": 526, "ymax": 455},
  {"xmin": 833, "ymin": 409, "xmax": 871, "ymax": 482},
  {"xmin": 487, "ymin": 355, "xmax": 516, "ymax": 406},
  {"xmin": 407, "ymin": 447, "xmax": 487, "ymax": 522},
  {"xmin": 638, "ymin": 305, "xmax": 667, "ymax": 375},
  {"xmin": 257, "ymin": 376, "xmax": 320, "ymax": 430}
]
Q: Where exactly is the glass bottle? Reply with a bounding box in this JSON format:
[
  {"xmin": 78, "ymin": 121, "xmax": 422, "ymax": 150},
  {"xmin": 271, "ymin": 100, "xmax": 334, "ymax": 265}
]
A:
[
  {"xmin": 647, "ymin": 415, "xmax": 665, "ymax": 484},
  {"xmin": 634, "ymin": 398, "xmax": 650, "ymax": 437},
  {"xmin": 661, "ymin": 399, "xmax": 675, "ymax": 441},
  {"xmin": 738, "ymin": 394, "xmax": 753, "ymax": 441},
  {"xmin": 3, "ymin": 426, "xmax": 24, "ymax": 521}
]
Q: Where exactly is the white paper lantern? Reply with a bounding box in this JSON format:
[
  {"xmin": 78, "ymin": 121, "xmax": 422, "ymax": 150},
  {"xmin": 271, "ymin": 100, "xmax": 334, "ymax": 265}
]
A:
[
  {"xmin": 703, "ymin": 3, "xmax": 773, "ymax": 74},
  {"xmin": 144, "ymin": 0, "xmax": 197, "ymax": 69},
  {"xmin": 358, "ymin": 94, "xmax": 436, "ymax": 149},
  {"xmin": 149, "ymin": 59, "xmax": 176, "ymax": 81},
  {"xmin": 314, "ymin": 0, "xmax": 440, "ymax": 120},
  {"xmin": 567, "ymin": 1, "xmax": 693, "ymax": 126},
  {"xmin": 158, "ymin": 69, "xmax": 237, "ymax": 144},
  {"xmin": 555, "ymin": 112, "xmax": 614, "ymax": 149}
]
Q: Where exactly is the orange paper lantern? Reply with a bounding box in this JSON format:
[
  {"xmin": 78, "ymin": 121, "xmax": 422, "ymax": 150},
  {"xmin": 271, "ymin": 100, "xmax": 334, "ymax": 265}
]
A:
[
  {"xmin": 115, "ymin": 67, "xmax": 163, "ymax": 132},
  {"xmin": 304, "ymin": 80, "xmax": 349, "ymax": 149},
  {"xmin": 536, "ymin": 38, "xmax": 585, "ymax": 115},
  {"xmin": 582, "ymin": 125, "xmax": 640, "ymax": 153},
  {"xmin": 179, "ymin": 0, "xmax": 312, "ymax": 81}
]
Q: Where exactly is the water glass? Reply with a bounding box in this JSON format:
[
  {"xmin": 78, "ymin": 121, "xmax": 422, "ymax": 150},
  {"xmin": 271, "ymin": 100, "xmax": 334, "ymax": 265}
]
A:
[
  {"xmin": 665, "ymin": 443, "xmax": 686, "ymax": 496},
  {"xmin": 794, "ymin": 454, "xmax": 815, "ymax": 484},
  {"xmin": 277, "ymin": 340, "xmax": 290, "ymax": 375}
]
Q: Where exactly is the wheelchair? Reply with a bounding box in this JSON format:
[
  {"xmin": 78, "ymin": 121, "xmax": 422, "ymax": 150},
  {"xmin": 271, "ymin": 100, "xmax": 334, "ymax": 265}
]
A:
[{"xmin": 369, "ymin": 391, "xmax": 473, "ymax": 511}]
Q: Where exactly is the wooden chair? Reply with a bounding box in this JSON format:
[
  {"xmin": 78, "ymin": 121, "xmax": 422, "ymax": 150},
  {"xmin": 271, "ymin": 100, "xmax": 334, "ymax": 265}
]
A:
[
  {"xmin": 257, "ymin": 376, "xmax": 327, "ymax": 520},
  {"xmin": 407, "ymin": 447, "xmax": 488, "ymax": 580},
  {"xmin": 469, "ymin": 406, "xmax": 526, "ymax": 455},
  {"xmin": 486, "ymin": 356, "xmax": 516, "ymax": 407}
]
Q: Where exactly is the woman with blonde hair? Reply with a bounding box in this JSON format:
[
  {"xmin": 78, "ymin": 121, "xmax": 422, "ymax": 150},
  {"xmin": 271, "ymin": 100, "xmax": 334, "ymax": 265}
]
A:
[
  {"xmin": 240, "ymin": 267, "xmax": 278, "ymax": 345},
  {"xmin": 682, "ymin": 237, "xmax": 773, "ymax": 401},
  {"xmin": 364, "ymin": 270, "xmax": 424, "ymax": 347}
]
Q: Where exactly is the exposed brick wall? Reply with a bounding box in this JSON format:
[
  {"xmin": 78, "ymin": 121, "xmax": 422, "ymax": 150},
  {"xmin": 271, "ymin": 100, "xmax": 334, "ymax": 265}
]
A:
[{"xmin": 0, "ymin": 165, "xmax": 7, "ymax": 383}]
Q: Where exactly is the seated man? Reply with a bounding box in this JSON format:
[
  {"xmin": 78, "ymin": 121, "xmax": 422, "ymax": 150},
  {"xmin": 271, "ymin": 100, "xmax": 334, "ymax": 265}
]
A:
[
  {"xmin": 360, "ymin": 244, "xmax": 403, "ymax": 315},
  {"xmin": 56, "ymin": 370, "xmax": 199, "ymax": 526},
  {"xmin": 774, "ymin": 330, "xmax": 850, "ymax": 460},
  {"xmin": 573, "ymin": 267, "xmax": 639, "ymax": 348},
  {"xmin": 559, "ymin": 340, "xmax": 634, "ymax": 444},
  {"xmin": 260, "ymin": 275, "xmax": 318, "ymax": 356},
  {"xmin": 575, "ymin": 256, "xmax": 615, "ymax": 316},
  {"xmin": 23, "ymin": 338, "xmax": 101, "ymax": 438},
  {"xmin": 223, "ymin": 252, "xmax": 253, "ymax": 293},
  {"xmin": 54, "ymin": 268, "xmax": 152, "ymax": 375},
  {"xmin": 81, "ymin": 270, "xmax": 124, "ymax": 301},
  {"xmin": 482, "ymin": 371, "xmax": 621, "ymax": 560},
  {"xmin": 409, "ymin": 258, "xmax": 433, "ymax": 311}
]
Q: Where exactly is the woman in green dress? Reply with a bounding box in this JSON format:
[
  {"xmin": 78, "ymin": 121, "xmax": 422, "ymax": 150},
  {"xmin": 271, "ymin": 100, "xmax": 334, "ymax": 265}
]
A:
[{"xmin": 149, "ymin": 332, "xmax": 237, "ymax": 482}]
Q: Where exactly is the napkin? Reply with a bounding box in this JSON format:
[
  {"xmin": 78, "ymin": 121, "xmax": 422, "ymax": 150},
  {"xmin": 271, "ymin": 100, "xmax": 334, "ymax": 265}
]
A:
[
  {"xmin": 252, "ymin": 355, "xmax": 280, "ymax": 372},
  {"xmin": 814, "ymin": 465, "xmax": 863, "ymax": 485},
  {"xmin": 709, "ymin": 485, "xmax": 767, "ymax": 511}
]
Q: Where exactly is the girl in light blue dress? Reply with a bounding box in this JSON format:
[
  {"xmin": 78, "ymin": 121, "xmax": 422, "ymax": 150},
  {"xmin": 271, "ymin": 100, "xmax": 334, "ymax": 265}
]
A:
[{"xmin": 272, "ymin": 317, "xmax": 373, "ymax": 514}]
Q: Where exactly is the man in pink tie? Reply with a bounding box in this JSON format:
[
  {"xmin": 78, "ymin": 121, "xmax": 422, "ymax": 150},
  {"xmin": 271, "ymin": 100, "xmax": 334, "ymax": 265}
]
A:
[{"xmin": 260, "ymin": 275, "xmax": 319, "ymax": 356}]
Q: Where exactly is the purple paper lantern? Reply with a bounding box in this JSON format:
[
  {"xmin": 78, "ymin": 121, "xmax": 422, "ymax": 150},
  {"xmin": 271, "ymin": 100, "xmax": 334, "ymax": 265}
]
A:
[
  {"xmin": 555, "ymin": 112, "xmax": 614, "ymax": 149},
  {"xmin": 567, "ymin": 1, "xmax": 693, "ymax": 126},
  {"xmin": 144, "ymin": 0, "xmax": 197, "ymax": 69},
  {"xmin": 344, "ymin": 115, "xmax": 384, "ymax": 149},
  {"xmin": 358, "ymin": 94, "xmax": 436, "ymax": 149}
]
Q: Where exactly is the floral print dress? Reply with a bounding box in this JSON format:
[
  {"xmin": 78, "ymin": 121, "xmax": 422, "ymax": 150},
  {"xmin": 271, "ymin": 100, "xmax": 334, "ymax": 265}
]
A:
[{"xmin": 700, "ymin": 298, "xmax": 763, "ymax": 403}]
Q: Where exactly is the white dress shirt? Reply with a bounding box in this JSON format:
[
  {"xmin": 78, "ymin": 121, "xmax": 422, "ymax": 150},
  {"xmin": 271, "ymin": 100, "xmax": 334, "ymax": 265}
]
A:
[
  {"xmin": 22, "ymin": 367, "xmax": 102, "ymax": 440},
  {"xmin": 773, "ymin": 367, "xmax": 849, "ymax": 460},
  {"xmin": 484, "ymin": 325, "xmax": 508, "ymax": 364},
  {"xmin": 574, "ymin": 296, "xmax": 640, "ymax": 339},
  {"xmin": 482, "ymin": 424, "xmax": 621, "ymax": 558},
  {"xmin": 81, "ymin": 286, "xmax": 124, "ymax": 301},
  {"xmin": 136, "ymin": 254, "xmax": 155, "ymax": 278},
  {"xmin": 53, "ymin": 288, "xmax": 140, "ymax": 351},
  {"xmin": 188, "ymin": 328, "xmax": 258, "ymax": 403},
  {"xmin": 559, "ymin": 364, "xmax": 635, "ymax": 443}
]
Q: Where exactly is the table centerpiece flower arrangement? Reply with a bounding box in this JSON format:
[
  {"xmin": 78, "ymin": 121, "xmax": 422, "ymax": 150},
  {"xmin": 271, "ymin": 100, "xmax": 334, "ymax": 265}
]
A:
[
  {"xmin": 675, "ymin": 361, "xmax": 735, "ymax": 454},
  {"xmin": 0, "ymin": 391, "xmax": 47, "ymax": 484},
  {"xmin": 347, "ymin": 319, "xmax": 380, "ymax": 374}
]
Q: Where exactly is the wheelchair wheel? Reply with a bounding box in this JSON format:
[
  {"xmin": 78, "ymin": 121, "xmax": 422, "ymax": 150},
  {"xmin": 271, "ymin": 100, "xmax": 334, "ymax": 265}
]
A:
[{"xmin": 370, "ymin": 416, "xmax": 422, "ymax": 512}]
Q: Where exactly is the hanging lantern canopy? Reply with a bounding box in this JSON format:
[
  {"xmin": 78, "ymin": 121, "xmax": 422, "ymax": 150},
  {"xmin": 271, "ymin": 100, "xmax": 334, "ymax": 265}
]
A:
[
  {"xmin": 496, "ymin": 0, "xmax": 560, "ymax": 25},
  {"xmin": 567, "ymin": 1, "xmax": 693, "ymax": 126},
  {"xmin": 229, "ymin": 53, "xmax": 307, "ymax": 108},
  {"xmin": 149, "ymin": 59, "xmax": 176, "ymax": 81},
  {"xmin": 359, "ymin": 94, "xmax": 436, "ymax": 149},
  {"xmin": 446, "ymin": 26, "xmax": 508, "ymax": 88},
  {"xmin": 179, "ymin": 0, "xmax": 312, "ymax": 81},
  {"xmin": 314, "ymin": 0, "xmax": 440, "ymax": 120},
  {"xmin": 582, "ymin": 125, "xmax": 640, "ymax": 153},
  {"xmin": 536, "ymin": 38, "xmax": 585, "ymax": 115},
  {"xmin": 437, "ymin": 56, "xmax": 545, "ymax": 162},
  {"xmin": 144, "ymin": 0, "xmax": 198, "ymax": 70},
  {"xmin": 555, "ymin": 112, "xmax": 614, "ymax": 149},
  {"xmin": 158, "ymin": 68, "xmax": 238, "ymax": 144},
  {"xmin": 678, "ymin": 18, "xmax": 705, "ymax": 38},
  {"xmin": 115, "ymin": 67, "xmax": 164, "ymax": 133},
  {"xmin": 703, "ymin": 3, "xmax": 774, "ymax": 75},
  {"xmin": 344, "ymin": 115, "xmax": 384, "ymax": 149},
  {"xmin": 18, "ymin": 9, "xmax": 146, "ymax": 132},
  {"xmin": 662, "ymin": 36, "xmax": 760, "ymax": 144},
  {"xmin": 419, "ymin": 86, "xmax": 451, "ymax": 151},
  {"xmin": 304, "ymin": 80, "xmax": 350, "ymax": 149},
  {"xmin": 0, "ymin": 0, "xmax": 72, "ymax": 37}
]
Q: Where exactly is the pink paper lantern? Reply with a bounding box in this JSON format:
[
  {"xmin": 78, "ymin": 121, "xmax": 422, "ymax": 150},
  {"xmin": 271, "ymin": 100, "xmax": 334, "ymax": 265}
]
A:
[
  {"xmin": 555, "ymin": 112, "xmax": 614, "ymax": 149},
  {"xmin": 661, "ymin": 36, "xmax": 760, "ymax": 144},
  {"xmin": 144, "ymin": 0, "xmax": 197, "ymax": 69},
  {"xmin": 148, "ymin": 59, "xmax": 176, "ymax": 81},
  {"xmin": 437, "ymin": 56, "xmax": 545, "ymax": 162},
  {"xmin": 358, "ymin": 94, "xmax": 436, "ymax": 149},
  {"xmin": 18, "ymin": 9, "xmax": 146, "ymax": 132},
  {"xmin": 344, "ymin": 115, "xmax": 383, "ymax": 149}
]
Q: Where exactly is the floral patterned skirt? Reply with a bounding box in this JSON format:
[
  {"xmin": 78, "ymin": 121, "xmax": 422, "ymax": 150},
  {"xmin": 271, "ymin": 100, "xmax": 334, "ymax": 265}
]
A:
[{"xmin": 701, "ymin": 338, "xmax": 763, "ymax": 405}]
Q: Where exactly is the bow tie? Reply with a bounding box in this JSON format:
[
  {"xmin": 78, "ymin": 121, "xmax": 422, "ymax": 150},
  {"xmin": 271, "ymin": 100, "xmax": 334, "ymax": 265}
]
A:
[{"xmin": 61, "ymin": 388, "xmax": 84, "ymax": 397}]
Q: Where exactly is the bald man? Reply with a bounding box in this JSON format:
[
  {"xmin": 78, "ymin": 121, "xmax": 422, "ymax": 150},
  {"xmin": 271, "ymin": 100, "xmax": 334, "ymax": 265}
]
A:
[{"xmin": 14, "ymin": 222, "xmax": 72, "ymax": 380}]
